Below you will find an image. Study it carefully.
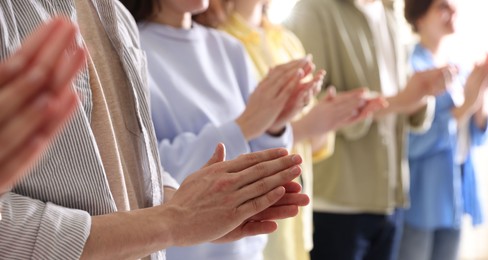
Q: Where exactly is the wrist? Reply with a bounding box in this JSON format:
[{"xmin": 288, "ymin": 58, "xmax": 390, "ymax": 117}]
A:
[
  {"xmin": 154, "ymin": 204, "xmax": 179, "ymax": 247},
  {"xmin": 235, "ymin": 117, "xmax": 259, "ymax": 141}
]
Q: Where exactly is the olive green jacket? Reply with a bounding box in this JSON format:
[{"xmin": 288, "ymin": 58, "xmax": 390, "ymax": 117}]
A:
[{"xmin": 286, "ymin": 0, "xmax": 433, "ymax": 213}]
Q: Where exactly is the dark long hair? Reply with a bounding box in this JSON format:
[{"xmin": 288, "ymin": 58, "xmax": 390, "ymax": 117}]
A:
[
  {"xmin": 119, "ymin": 0, "xmax": 161, "ymax": 22},
  {"xmin": 404, "ymin": 0, "xmax": 435, "ymax": 32}
]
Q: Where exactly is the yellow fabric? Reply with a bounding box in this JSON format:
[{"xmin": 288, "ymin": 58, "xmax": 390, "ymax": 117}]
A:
[{"xmin": 222, "ymin": 13, "xmax": 333, "ymax": 260}]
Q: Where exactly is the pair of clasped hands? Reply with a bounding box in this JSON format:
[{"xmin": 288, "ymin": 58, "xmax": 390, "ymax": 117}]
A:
[
  {"xmin": 0, "ymin": 18, "xmax": 310, "ymax": 245},
  {"xmin": 236, "ymin": 55, "xmax": 388, "ymax": 142}
]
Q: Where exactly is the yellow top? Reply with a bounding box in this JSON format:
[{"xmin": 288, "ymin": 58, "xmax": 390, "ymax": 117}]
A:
[{"xmin": 221, "ymin": 13, "xmax": 334, "ymax": 260}]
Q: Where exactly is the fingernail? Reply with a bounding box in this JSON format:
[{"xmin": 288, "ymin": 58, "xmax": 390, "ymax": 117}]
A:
[
  {"xmin": 291, "ymin": 166, "xmax": 301, "ymax": 175},
  {"xmin": 292, "ymin": 154, "xmax": 302, "ymax": 164},
  {"xmin": 297, "ymin": 68, "xmax": 304, "ymax": 77}
]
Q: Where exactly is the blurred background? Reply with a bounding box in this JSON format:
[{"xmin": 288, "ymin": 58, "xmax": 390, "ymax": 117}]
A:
[{"xmin": 268, "ymin": 0, "xmax": 488, "ymax": 259}]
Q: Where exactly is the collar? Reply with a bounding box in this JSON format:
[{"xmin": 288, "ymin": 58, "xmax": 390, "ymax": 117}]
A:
[{"xmin": 223, "ymin": 13, "xmax": 283, "ymax": 45}]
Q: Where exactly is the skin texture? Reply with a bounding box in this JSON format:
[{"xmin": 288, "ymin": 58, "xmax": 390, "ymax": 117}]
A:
[
  {"xmin": 81, "ymin": 145, "xmax": 309, "ymax": 259},
  {"xmin": 0, "ymin": 18, "xmax": 85, "ymax": 192},
  {"xmin": 2, "ymin": 13, "xmax": 310, "ymax": 260},
  {"xmin": 77, "ymin": 0, "xmax": 310, "ymax": 258}
]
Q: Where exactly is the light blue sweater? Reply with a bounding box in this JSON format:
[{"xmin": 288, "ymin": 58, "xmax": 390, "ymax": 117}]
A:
[{"xmin": 139, "ymin": 22, "xmax": 293, "ymax": 260}]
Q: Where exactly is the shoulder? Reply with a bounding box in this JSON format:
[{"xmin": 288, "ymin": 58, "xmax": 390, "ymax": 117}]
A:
[
  {"xmin": 196, "ymin": 23, "xmax": 242, "ymax": 46},
  {"xmin": 114, "ymin": 1, "xmax": 142, "ymax": 48},
  {"xmin": 195, "ymin": 23, "xmax": 248, "ymax": 56}
]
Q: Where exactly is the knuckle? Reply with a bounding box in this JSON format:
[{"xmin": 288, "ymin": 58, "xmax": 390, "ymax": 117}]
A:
[
  {"xmin": 255, "ymin": 179, "xmax": 268, "ymax": 194},
  {"xmin": 244, "ymin": 152, "xmax": 259, "ymax": 164},
  {"xmin": 253, "ymin": 162, "xmax": 267, "ymax": 174},
  {"xmin": 251, "ymin": 198, "xmax": 260, "ymax": 212},
  {"xmin": 213, "ymin": 177, "xmax": 233, "ymax": 192}
]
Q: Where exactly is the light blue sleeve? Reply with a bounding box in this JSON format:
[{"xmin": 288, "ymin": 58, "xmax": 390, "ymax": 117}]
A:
[{"xmin": 149, "ymin": 79, "xmax": 251, "ymax": 183}]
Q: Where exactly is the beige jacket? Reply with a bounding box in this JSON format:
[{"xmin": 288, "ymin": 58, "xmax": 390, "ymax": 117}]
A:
[{"xmin": 286, "ymin": 0, "xmax": 433, "ymax": 213}]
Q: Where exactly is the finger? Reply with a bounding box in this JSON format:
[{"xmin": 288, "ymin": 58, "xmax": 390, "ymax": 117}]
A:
[
  {"xmin": 300, "ymin": 58, "xmax": 315, "ymax": 77},
  {"xmin": 234, "ymin": 154, "xmax": 302, "ymax": 188},
  {"xmin": 270, "ymin": 68, "xmax": 303, "ymax": 99},
  {"xmin": 323, "ymin": 86, "xmax": 337, "ymax": 101},
  {"xmin": 220, "ymin": 148, "xmax": 288, "ymax": 173},
  {"xmin": 349, "ymin": 98, "xmax": 388, "ymax": 122},
  {"xmin": 213, "ymin": 221, "xmax": 278, "ymax": 244},
  {"xmin": 0, "ymin": 71, "xmax": 80, "ymax": 162},
  {"xmin": 270, "ymin": 193, "xmax": 310, "ymax": 207},
  {"xmin": 312, "ymin": 70, "xmax": 326, "ymax": 95},
  {"xmin": 275, "ymin": 69, "xmax": 303, "ymax": 100},
  {"xmin": 298, "ymin": 71, "xmax": 324, "ymax": 95},
  {"xmin": 239, "ymin": 221, "xmax": 278, "ymax": 236},
  {"xmin": 236, "ymin": 186, "xmax": 285, "ymax": 219},
  {"xmin": 36, "ymin": 84, "xmax": 78, "ymax": 141},
  {"xmin": 51, "ymin": 47, "xmax": 86, "ymax": 93},
  {"xmin": 0, "ymin": 86, "xmax": 77, "ymax": 185},
  {"xmin": 263, "ymin": 58, "xmax": 308, "ymax": 85},
  {"xmin": 0, "ymin": 135, "xmax": 45, "ymax": 188},
  {"xmin": 202, "ymin": 143, "xmax": 226, "ymax": 168},
  {"xmin": 0, "ymin": 21, "xmax": 78, "ymax": 125},
  {"xmin": 0, "ymin": 92, "xmax": 51, "ymax": 163},
  {"xmin": 249, "ymin": 205, "xmax": 299, "ymax": 221},
  {"xmin": 283, "ymin": 181, "xmax": 302, "ymax": 193},
  {"xmin": 0, "ymin": 89, "xmax": 76, "ymax": 185},
  {"xmin": 0, "ymin": 18, "xmax": 65, "ymax": 86},
  {"xmin": 234, "ymin": 164, "xmax": 302, "ymax": 205}
]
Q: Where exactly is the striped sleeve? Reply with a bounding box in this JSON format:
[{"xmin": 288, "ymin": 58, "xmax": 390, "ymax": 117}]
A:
[{"xmin": 0, "ymin": 193, "xmax": 91, "ymax": 259}]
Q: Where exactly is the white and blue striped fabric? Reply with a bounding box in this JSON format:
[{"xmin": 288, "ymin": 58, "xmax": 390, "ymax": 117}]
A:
[{"xmin": 0, "ymin": 1, "xmax": 176, "ymax": 259}]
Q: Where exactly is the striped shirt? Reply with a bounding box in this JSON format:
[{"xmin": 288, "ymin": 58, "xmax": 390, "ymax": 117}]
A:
[{"xmin": 0, "ymin": 1, "xmax": 177, "ymax": 259}]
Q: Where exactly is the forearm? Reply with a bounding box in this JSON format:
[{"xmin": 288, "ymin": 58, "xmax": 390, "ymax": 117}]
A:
[
  {"xmin": 452, "ymin": 103, "xmax": 476, "ymax": 124},
  {"xmin": 375, "ymin": 94, "xmax": 427, "ymax": 118},
  {"xmin": 81, "ymin": 207, "xmax": 173, "ymax": 260},
  {"xmin": 291, "ymin": 119, "xmax": 313, "ymax": 144}
]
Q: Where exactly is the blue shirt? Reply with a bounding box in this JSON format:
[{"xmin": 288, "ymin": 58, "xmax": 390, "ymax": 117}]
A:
[
  {"xmin": 405, "ymin": 44, "xmax": 487, "ymax": 230},
  {"xmin": 140, "ymin": 22, "xmax": 293, "ymax": 260}
]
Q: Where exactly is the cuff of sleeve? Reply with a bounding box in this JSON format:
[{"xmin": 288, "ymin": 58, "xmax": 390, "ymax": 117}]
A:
[
  {"xmin": 0, "ymin": 192, "xmax": 8, "ymax": 221},
  {"xmin": 162, "ymin": 171, "xmax": 180, "ymax": 190},
  {"xmin": 409, "ymin": 96, "xmax": 436, "ymax": 133},
  {"xmin": 250, "ymin": 123, "xmax": 294, "ymax": 151},
  {"xmin": 312, "ymin": 132, "xmax": 335, "ymax": 163},
  {"xmin": 33, "ymin": 203, "xmax": 91, "ymax": 259},
  {"xmin": 338, "ymin": 115, "xmax": 374, "ymax": 141}
]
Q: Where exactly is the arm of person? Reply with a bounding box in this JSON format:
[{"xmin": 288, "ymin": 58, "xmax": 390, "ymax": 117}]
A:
[
  {"xmin": 373, "ymin": 67, "xmax": 456, "ymax": 132},
  {"xmin": 1, "ymin": 147, "xmax": 308, "ymax": 259},
  {"xmin": 81, "ymin": 145, "xmax": 309, "ymax": 259},
  {"xmin": 150, "ymin": 82, "xmax": 289, "ymax": 183}
]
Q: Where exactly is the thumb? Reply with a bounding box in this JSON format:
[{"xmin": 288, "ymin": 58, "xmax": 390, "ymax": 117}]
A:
[
  {"xmin": 203, "ymin": 143, "xmax": 226, "ymax": 168},
  {"xmin": 322, "ymin": 86, "xmax": 336, "ymax": 102}
]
